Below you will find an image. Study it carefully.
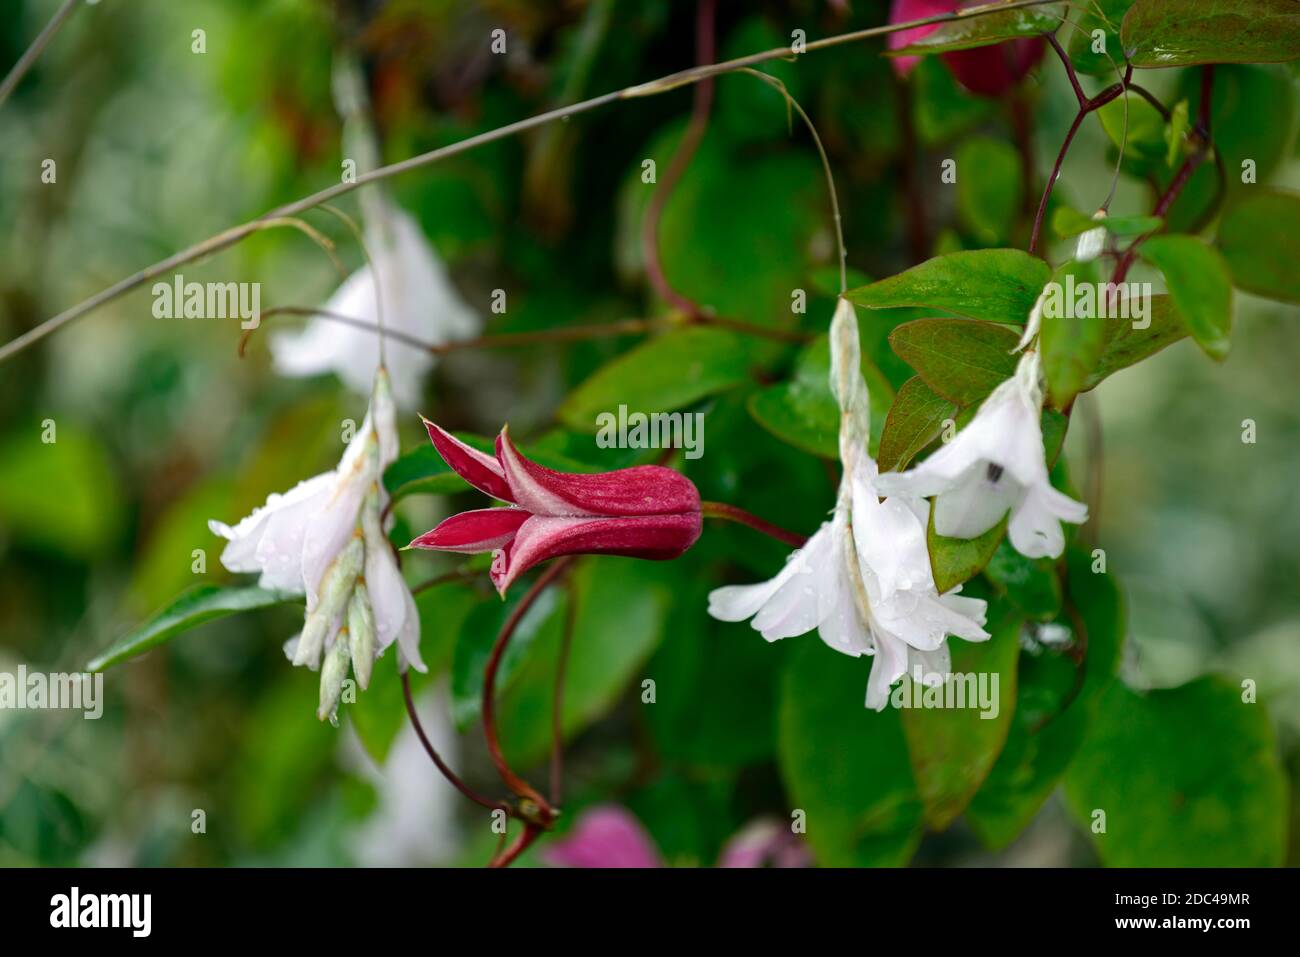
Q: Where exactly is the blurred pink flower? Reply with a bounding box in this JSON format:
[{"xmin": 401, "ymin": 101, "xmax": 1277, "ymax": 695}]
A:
[
  {"xmin": 542, "ymin": 805, "xmax": 812, "ymax": 869},
  {"xmin": 888, "ymin": 0, "xmax": 1046, "ymax": 98},
  {"xmin": 541, "ymin": 806, "xmax": 663, "ymax": 868}
]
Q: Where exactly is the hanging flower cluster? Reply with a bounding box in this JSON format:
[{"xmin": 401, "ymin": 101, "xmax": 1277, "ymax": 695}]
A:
[
  {"xmin": 409, "ymin": 421, "xmax": 703, "ymax": 595},
  {"xmin": 208, "ymin": 368, "xmax": 424, "ymax": 720},
  {"xmin": 708, "ymin": 299, "xmax": 990, "ymax": 709}
]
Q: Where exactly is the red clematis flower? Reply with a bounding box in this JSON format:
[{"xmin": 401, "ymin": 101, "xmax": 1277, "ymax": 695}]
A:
[
  {"xmin": 888, "ymin": 0, "xmax": 1046, "ymax": 98},
  {"xmin": 409, "ymin": 420, "xmax": 702, "ymax": 594}
]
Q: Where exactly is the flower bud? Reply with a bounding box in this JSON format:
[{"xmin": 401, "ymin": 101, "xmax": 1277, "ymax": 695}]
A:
[
  {"xmin": 295, "ymin": 534, "xmax": 365, "ymax": 668},
  {"xmin": 347, "ymin": 582, "xmax": 376, "ymax": 690},
  {"xmin": 318, "ymin": 630, "xmax": 352, "ymax": 722}
]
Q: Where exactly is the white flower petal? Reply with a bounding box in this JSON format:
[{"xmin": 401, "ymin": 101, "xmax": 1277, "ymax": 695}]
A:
[
  {"xmin": 932, "ymin": 463, "xmax": 1020, "ymax": 540},
  {"xmin": 1008, "ymin": 482, "xmax": 1088, "ymax": 559},
  {"xmin": 208, "ymin": 471, "xmax": 336, "ymax": 593}
]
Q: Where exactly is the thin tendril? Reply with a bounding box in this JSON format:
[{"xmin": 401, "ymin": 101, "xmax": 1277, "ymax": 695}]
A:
[{"xmin": 740, "ymin": 68, "xmax": 847, "ymax": 295}]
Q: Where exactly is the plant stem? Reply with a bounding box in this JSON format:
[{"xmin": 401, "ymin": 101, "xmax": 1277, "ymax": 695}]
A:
[
  {"xmin": 0, "ymin": 0, "xmax": 1065, "ymax": 364},
  {"xmin": 401, "ymin": 670, "xmax": 505, "ymax": 814},
  {"xmin": 489, "ymin": 823, "xmax": 541, "ymax": 869},
  {"xmin": 700, "ymin": 501, "xmax": 808, "ymax": 548},
  {"xmin": 550, "ymin": 579, "xmax": 578, "ymax": 806},
  {"xmin": 1111, "ymin": 65, "xmax": 1216, "ymax": 285},
  {"xmin": 0, "ymin": 0, "xmax": 80, "ymax": 109},
  {"xmin": 1028, "ymin": 35, "xmax": 1129, "ymax": 255},
  {"xmin": 641, "ymin": 0, "xmax": 715, "ymax": 317},
  {"xmin": 242, "ymin": 304, "xmax": 809, "ymax": 359},
  {"xmin": 481, "ymin": 558, "xmax": 574, "ymax": 814}
]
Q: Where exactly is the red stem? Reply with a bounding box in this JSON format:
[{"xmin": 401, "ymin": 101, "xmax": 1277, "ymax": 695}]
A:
[
  {"xmin": 641, "ymin": 0, "xmax": 716, "ymax": 317},
  {"xmin": 481, "ymin": 558, "xmax": 574, "ymax": 811},
  {"xmin": 401, "ymin": 671, "xmax": 504, "ymax": 814},
  {"xmin": 701, "ymin": 501, "xmax": 808, "ymax": 548}
]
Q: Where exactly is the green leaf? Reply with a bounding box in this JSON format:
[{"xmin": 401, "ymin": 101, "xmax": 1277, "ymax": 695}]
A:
[
  {"xmin": 450, "ymin": 585, "xmax": 564, "ymax": 731},
  {"xmin": 984, "ymin": 540, "xmax": 1062, "ymax": 620},
  {"xmin": 1165, "ymin": 98, "xmax": 1190, "ymax": 166},
  {"xmin": 877, "ymin": 376, "xmax": 959, "ymax": 474},
  {"xmin": 558, "ymin": 328, "xmax": 751, "ymax": 432},
  {"xmin": 889, "ymin": 318, "xmax": 1021, "ymax": 405},
  {"xmin": 899, "ymin": 608, "xmax": 1022, "ymax": 829},
  {"xmin": 1217, "ymin": 189, "xmax": 1300, "ymax": 304},
  {"xmin": 927, "ymin": 503, "xmax": 1008, "ymax": 594},
  {"xmin": 892, "ymin": 1, "xmax": 1066, "ymax": 54},
  {"xmin": 1139, "ymin": 234, "xmax": 1234, "ymax": 359},
  {"xmin": 966, "ymin": 548, "xmax": 1124, "ymax": 848},
  {"xmin": 747, "ymin": 334, "xmax": 892, "ymax": 459},
  {"xmin": 956, "ymin": 137, "xmax": 1022, "ymax": 246},
  {"xmin": 778, "ymin": 642, "xmax": 924, "ymax": 866},
  {"xmin": 1051, "ymin": 206, "xmax": 1161, "ymax": 239},
  {"xmin": 0, "ymin": 423, "xmax": 123, "ymax": 558},
  {"xmin": 496, "ymin": 558, "xmax": 672, "ymax": 768},
  {"xmin": 88, "ymin": 584, "xmax": 298, "ymax": 672},
  {"xmin": 1084, "ymin": 294, "xmax": 1186, "ymax": 388},
  {"xmin": 1039, "ymin": 260, "xmax": 1107, "ymax": 408},
  {"xmin": 1097, "ymin": 92, "xmax": 1169, "ymax": 161},
  {"xmin": 646, "ymin": 565, "xmax": 787, "ymax": 768},
  {"xmin": 847, "ymin": 249, "xmax": 1049, "ymax": 325},
  {"xmin": 1121, "ymin": 0, "xmax": 1300, "ymax": 68},
  {"xmin": 1065, "ymin": 676, "xmax": 1287, "ymax": 866},
  {"xmin": 1069, "ymin": 0, "xmax": 1137, "ymax": 76}
]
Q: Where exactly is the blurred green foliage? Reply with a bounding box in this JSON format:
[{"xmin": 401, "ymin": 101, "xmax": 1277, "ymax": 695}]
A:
[{"xmin": 1, "ymin": 0, "xmax": 1298, "ymax": 868}]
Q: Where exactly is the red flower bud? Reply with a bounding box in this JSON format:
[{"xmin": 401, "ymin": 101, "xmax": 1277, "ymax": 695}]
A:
[{"xmin": 409, "ymin": 420, "xmax": 702, "ymax": 594}]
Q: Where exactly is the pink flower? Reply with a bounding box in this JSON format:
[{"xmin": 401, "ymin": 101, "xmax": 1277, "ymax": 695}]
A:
[
  {"xmin": 541, "ymin": 805, "xmax": 663, "ymax": 868},
  {"xmin": 542, "ymin": 806, "xmax": 812, "ymax": 869},
  {"xmin": 888, "ymin": 0, "xmax": 1046, "ymax": 98},
  {"xmin": 408, "ymin": 421, "xmax": 702, "ymax": 594}
]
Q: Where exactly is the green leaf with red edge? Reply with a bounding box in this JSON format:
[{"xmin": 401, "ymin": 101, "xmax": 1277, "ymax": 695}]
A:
[
  {"xmin": 1138, "ymin": 234, "xmax": 1234, "ymax": 359},
  {"xmin": 889, "ymin": 318, "xmax": 1022, "ymax": 405},
  {"xmin": 891, "ymin": 2, "xmax": 1066, "ymax": 55},
  {"xmin": 1121, "ymin": 0, "xmax": 1300, "ymax": 69},
  {"xmin": 846, "ymin": 249, "xmax": 1050, "ymax": 326},
  {"xmin": 877, "ymin": 376, "xmax": 959, "ymax": 474}
]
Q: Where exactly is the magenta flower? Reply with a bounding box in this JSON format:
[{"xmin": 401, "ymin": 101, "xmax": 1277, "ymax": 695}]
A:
[
  {"xmin": 408, "ymin": 420, "xmax": 702, "ymax": 594},
  {"xmin": 542, "ymin": 805, "xmax": 812, "ymax": 869},
  {"xmin": 888, "ymin": 0, "xmax": 1046, "ymax": 98}
]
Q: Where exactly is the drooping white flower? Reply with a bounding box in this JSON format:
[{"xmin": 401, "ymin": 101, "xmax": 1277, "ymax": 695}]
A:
[
  {"xmin": 873, "ymin": 349, "xmax": 1087, "ymax": 560},
  {"xmin": 270, "ymin": 198, "xmax": 478, "ymax": 409},
  {"xmin": 707, "ymin": 298, "xmax": 989, "ymax": 709},
  {"xmin": 709, "ymin": 456, "xmax": 989, "ymax": 709},
  {"xmin": 208, "ymin": 367, "xmax": 424, "ymax": 718}
]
